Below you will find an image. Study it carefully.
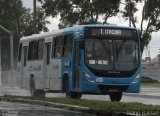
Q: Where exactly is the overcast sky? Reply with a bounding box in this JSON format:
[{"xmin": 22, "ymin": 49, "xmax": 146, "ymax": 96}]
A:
[{"xmin": 22, "ymin": 0, "xmax": 160, "ymax": 59}]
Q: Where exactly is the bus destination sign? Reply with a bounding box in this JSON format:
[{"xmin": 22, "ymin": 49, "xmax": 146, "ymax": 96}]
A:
[
  {"xmin": 100, "ymin": 29, "xmax": 121, "ymax": 36},
  {"xmin": 85, "ymin": 28, "xmax": 137, "ymax": 38}
]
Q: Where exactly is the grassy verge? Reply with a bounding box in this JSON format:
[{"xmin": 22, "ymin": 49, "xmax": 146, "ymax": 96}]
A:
[
  {"xmin": 141, "ymin": 83, "xmax": 160, "ymax": 87},
  {"xmin": 1, "ymin": 95, "xmax": 160, "ymax": 116}
]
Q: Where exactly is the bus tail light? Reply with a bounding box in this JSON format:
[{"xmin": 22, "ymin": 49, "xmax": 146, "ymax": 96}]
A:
[
  {"xmin": 84, "ymin": 73, "xmax": 94, "ymax": 82},
  {"xmin": 132, "ymin": 73, "xmax": 141, "ymax": 84}
]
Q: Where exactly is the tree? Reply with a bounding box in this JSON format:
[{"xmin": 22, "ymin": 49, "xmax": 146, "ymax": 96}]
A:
[
  {"xmin": 0, "ymin": 0, "xmax": 49, "ymax": 37},
  {"xmin": 0, "ymin": 0, "xmax": 24, "ymax": 69},
  {"xmin": 122, "ymin": 0, "xmax": 160, "ymax": 51},
  {"xmin": 18, "ymin": 7, "xmax": 50, "ymax": 36},
  {"xmin": 41, "ymin": 0, "xmax": 120, "ymax": 28},
  {"xmin": 0, "ymin": 0, "xmax": 49, "ymax": 69},
  {"xmin": 0, "ymin": 0, "xmax": 24, "ymax": 33}
]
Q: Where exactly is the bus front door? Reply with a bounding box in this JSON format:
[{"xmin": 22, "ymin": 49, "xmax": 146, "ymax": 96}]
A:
[
  {"xmin": 43, "ymin": 42, "xmax": 51, "ymax": 90},
  {"xmin": 74, "ymin": 41, "xmax": 81, "ymax": 90}
]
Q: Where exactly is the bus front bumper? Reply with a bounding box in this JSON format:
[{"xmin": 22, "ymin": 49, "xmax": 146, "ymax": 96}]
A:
[{"xmin": 81, "ymin": 81, "xmax": 140, "ymax": 94}]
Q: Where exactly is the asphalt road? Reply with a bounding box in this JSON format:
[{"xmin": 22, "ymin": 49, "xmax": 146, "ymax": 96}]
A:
[
  {"xmin": 1, "ymin": 86, "xmax": 160, "ymax": 105},
  {"xmin": 0, "ymin": 101, "xmax": 90, "ymax": 116},
  {"xmin": 46, "ymin": 87, "xmax": 160, "ymax": 105}
]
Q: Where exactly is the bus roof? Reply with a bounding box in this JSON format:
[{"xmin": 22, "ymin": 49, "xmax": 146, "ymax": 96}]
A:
[{"xmin": 20, "ymin": 24, "xmax": 137, "ymax": 42}]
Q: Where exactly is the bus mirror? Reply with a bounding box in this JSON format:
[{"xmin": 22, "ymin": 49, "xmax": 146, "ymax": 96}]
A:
[{"xmin": 79, "ymin": 41, "xmax": 85, "ymax": 49}]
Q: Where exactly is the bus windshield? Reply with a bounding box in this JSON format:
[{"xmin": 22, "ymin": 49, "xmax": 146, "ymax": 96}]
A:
[
  {"xmin": 85, "ymin": 39, "xmax": 138, "ymax": 71},
  {"xmin": 85, "ymin": 38, "xmax": 139, "ymax": 72}
]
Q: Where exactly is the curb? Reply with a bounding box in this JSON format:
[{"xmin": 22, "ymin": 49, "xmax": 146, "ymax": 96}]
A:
[
  {"xmin": 0, "ymin": 97, "xmax": 89, "ymax": 112},
  {"xmin": 0, "ymin": 97, "xmax": 128, "ymax": 116}
]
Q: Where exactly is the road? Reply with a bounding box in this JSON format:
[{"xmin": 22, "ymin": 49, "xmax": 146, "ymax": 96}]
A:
[
  {"xmin": 47, "ymin": 87, "xmax": 160, "ymax": 105},
  {"xmin": 1, "ymin": 86, "xmax": 160, "ymax": 105},
  {"xmin": 0, "ymin": 101, "xmax": 90, "ymax": 116},
  {"xmin": 83, "ymin": 87, "xmax": 160, "ymax": 105}
]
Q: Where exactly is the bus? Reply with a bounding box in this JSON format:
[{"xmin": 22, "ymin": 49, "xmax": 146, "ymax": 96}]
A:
[{"xmin": 17, "ymin": 25, "xmax": 141, "ymax": 101}]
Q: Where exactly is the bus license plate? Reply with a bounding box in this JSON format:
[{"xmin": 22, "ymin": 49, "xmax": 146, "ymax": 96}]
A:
[{"xmin": 109, "ymin": 88, "xmax": 119, "ymax": 92}]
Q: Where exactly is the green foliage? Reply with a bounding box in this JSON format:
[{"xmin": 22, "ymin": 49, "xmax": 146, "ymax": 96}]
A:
[
  {"xmin": 18, "ymin": 7, "xmax": 50, "ymax": 36},
  {"xmin": 0, "ymin": 0, "xmax": 49, "ymax": 69},
  {"xmin": 122, "ymin": 0, "xmax": 160, "ymax": 51},
  {"xmin": 42, "ymin": 0, "xmax": 120, "ymax": 28},
  {"xmin": 0, "ymin": 0, "xmax": 24, "ymax": 69},
  {"xmin": 0, "ymin": 0, "xmax": 24, "ymax": 32},
  {"xmin": 0, "ymin": 0, "xmax": 49, "ymax": 38}
]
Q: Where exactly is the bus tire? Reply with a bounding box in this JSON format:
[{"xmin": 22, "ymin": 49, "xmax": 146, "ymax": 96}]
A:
[
  {"xmin": 66, "ymin": 91, "xmax": 82, "ymax": 99},
  {"xmin": 36, "ymin": 90, "xmax": 45, "ymax": 97},
  {"xmin": 65, "ymin": 76, "xmax": 82, "ymax": 99},
  {"xmin": 71, "ymin": 92, "xmax": 82, "ymax": 99},
  {"xmin": 109, "ymin": 92, "xmax": 122, "ymax": 102}
]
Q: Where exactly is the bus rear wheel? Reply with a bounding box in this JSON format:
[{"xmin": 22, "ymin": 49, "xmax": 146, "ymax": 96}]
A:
[
  {"xmin": 66, "ymin": 91, "xmax": 82, "ymax": 99},
  {"xmin": 30, "ymin": 79, "xmax": 45, "ymax": 97},
  {"xmin": 65, "ymin": 77, "xmax": 82, "ymax": 99},
  {"xmin": 109, "ymin": 92, "xmax": 122, "ymax": 102}
]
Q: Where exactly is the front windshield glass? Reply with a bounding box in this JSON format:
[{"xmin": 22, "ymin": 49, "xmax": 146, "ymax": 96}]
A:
[{"xmin": 85, "ymin": 38, "xmax": 139, "ymax": 71}]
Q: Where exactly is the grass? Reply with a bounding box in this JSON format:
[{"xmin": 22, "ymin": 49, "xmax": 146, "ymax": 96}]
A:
[
  {"xmin": 1, "ymin": 95, "xmax": 160, "ymax": 115},
  {"xmin": 141, "ymin": 83, "xmax": 160, "ymax": 87}
]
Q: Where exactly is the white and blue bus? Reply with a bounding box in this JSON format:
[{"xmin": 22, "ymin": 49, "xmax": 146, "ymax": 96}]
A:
[{"xmin": 17, "ymin": 25, "xmax": 141, "ymax": 101}]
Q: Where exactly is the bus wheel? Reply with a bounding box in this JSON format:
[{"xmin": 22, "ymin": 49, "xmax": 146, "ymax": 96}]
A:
[
  {"xmin": 65, "ymin": 78, "xmax": 82, "ymax": 99},
  {"xmin": 72, "ymin": 92, "xmax": 82, "ymax": 99},
  {"xmin": 37, "ymin": 90, "xmax": 45, "ymax": 97},
  {"xmin": 67, "ymin": 92, "xmax": 82, "ymax": 99},
  {"xmin": 30, "ymin": 79, "xmax": 45, "ymax": 97},
  {"xmin": 109, "ymin": 92, "xmax": 122, "ymax": 102}
]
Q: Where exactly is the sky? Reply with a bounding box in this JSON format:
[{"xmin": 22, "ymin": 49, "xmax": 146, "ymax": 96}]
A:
[{"xmin": 22, "ymin": 0, "xmax": 160, "ymax": 59}]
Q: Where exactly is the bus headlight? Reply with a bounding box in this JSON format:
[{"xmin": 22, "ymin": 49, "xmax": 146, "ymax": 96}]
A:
[
  {"xmin": 132, "ymin": 73, "xmax": 141, "ymax": 84},
  {"xmin": 84, "ymin": 73, "xmax": 94, "ymax": 82}
]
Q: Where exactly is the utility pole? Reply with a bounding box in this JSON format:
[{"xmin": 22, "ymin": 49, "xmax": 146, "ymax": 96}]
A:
[
  {"xmin": 129, "ymin": 0, "xmax": 131, "ymax": 27},
  {"xmin": 10, "ymin": 31, "xmax": 14, "ymax": 83},
  {"xmin": 0, "ymin": 31, "xmax": 2, "ymax": 87},
  {"xmin": 33, "ymin": 0, "xmax": 37, "ymax": 33}
]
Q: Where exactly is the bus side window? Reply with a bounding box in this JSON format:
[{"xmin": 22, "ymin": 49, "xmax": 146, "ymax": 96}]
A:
[
  {"xmin": 28, "ymin": 40, "xmax": 38, "ymax": 60},
  {"xmin": 46, "ymin": 43, "xmax": 51, "ymax": 65},
  {"xmin": 54, "ymin": 36, "xmax": 63, "ymax": 58},
  {"xmin": 18, "ymin": 43, "xmax": 22, "ymax": 62},
  {"xmin": 37, "ymin": 39, "xmax": 44, "ymax": 60},
  {"xmin": 63, "ymin": 34, "xmax": 73, "ymax": 57},
  {"xmin": 51, "ymin": 37, "xmax": 55, "ymax": 58},
  {"xmin": 23, "ymin": 46, "xmax": 28, "ymax": 66}
]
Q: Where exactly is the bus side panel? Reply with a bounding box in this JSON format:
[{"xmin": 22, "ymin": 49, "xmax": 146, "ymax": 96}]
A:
[
  {"xmin": 17, "ymin": 61, "xmax": 26, "ymax": 88},
  {"xmin": 17, "ymin": 62, "xmax": 21, "ymax": 87},
  {"xmin": 49, "ymin": 59, "xmax": 62, "ymax": 90},
  {"xmin": 23, "ymin": 63, "xmax": 29, "ymax": 89},
  {"xmin": 27, "ymin": 61, "xmax": 44, "ymax": 90},
  {"xmin": 18, "ymin": 45, "xmax": 29, "ymax": 89}
]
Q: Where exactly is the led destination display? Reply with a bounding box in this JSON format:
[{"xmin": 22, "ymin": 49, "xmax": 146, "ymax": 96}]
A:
[{"xmin": 85, "ymin": 27, "xmax": 137, "ymax": 39}]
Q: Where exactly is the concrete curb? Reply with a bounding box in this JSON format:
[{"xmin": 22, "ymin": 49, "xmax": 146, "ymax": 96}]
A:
[
  {"xmin": 0, "ymin": 97, "xmax": 90, "ymax": 114},
  {"xmin": 0, "ymin": 97, "xmax": 129, "ymax": 116}
]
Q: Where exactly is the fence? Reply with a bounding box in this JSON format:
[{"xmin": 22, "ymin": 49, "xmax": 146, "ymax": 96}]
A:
[{"xmin": 142, "ymin": 69, "xmax": 160, "ymax": 81}]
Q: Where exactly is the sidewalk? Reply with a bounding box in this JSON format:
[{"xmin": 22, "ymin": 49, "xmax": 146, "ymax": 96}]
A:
[
  {"xmin": 125, "ymin": 86, "xmax": 160, "ymax": 99},
  {"xmin": 0, "ymin": 86, "xmax": 31, "ymax": 96}
]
